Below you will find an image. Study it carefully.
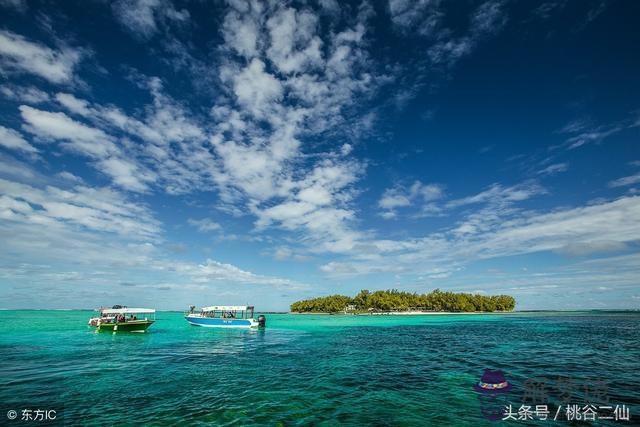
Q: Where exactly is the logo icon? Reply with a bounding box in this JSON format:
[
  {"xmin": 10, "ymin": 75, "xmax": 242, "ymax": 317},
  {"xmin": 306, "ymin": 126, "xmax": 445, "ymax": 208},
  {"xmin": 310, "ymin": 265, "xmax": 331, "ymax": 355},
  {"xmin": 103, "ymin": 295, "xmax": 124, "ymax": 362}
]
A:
[{"xmin": 474, "ymin": 369, "xmax": 513, "ymax": 421}]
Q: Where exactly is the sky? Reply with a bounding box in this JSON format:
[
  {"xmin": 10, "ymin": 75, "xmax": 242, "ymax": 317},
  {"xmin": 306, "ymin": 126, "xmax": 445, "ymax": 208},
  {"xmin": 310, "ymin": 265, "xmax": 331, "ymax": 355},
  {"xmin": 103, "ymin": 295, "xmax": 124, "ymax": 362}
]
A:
[{"xmin": 0, "ymin": 0, "xmax": 639, "ymax": 311}]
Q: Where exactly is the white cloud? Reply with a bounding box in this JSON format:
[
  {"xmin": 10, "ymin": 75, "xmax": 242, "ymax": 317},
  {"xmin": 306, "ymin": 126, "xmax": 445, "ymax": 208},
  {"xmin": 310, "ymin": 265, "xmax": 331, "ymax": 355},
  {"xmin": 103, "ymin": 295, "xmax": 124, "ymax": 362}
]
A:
[
  {"xmin": 144, "ymin": 78, "xmax": 205, "ymax": 143},
  {"xmin": 556, "ymin": 115, "xmax": 636, "ymax": 150},
  {"xmin": 232, "ymin": 58, "xmax": 284, "ymax": 118},
  {"xmin": 388, "ymin": 0, "xmax": 443, "ymax": 37},
  {"xmin": 318, "ymin": 0, "xmax": 340, "ymax": 15},
  {"xmin": 54, "ymin": 92, "xmax": 162, "ymax": 144},
  {"xmin": 558, "ymin": 118, "xmax": 590, "ymax": 134},
  {"xmin": 221, "ymin": 1, "xmax": 262, "ymax": 58},
  {"xmin": 413, "ymin": 181, "xmax": 444, "ymax": 201},
  {"xmin": 609, "ymin": 173, "xmax": 640, "ymax": 188},
  {"xmin": 440, "ymin": 253, "xmax": 640, "ymax": 310},
  {"xmin": 0, "ymin": 177, "xmax": 160, "ymax": 239},
  {"xmin": 98, "ymin": 157, "xmax": 155, "ymax": 192},
  {"xmin": 446, "ymin": 182, "xmax": 544, "ymax": 209},
  {"xmin": 537, "ymin": 162, "xmax": 568, "ymax": 176},
  {"xmin": 188, "ymin": 218, "xmax": 221, "ymax": 233},
  {"xmin": 533, "ymin": 2, "xmax": 565, "ymax": 20},
  {"xmin": 1, "ymin": 84, "xmax": 50, "ymax": 104},
  {"xmin": 212, "ymin": 133, "xmax": 295, "ymax": 201},
  {"xmin": 266, "ymin": 7, "xmax": 323, "ymax": 74},
  {"xmin": 427, "ymin": 39, "xmax": 473, "ymax": 66},
  {"xmin": 112, "ymin": 0, "xmax": 190, "ymax": 39},
  {"xmin": 0, "ymin": 30, "xmax": 83, "ymax": 84},
  {"xmin": 565, "ymin": 126, "xmax": 622, "ymax": 149},
  {"xmin": 169, "ymin": 259, "xmax": 306, "ymax": 289},
  {"xmin": 202, "ymin": 1, "xmax": 382, "ymax": 254},
  {"xmin": 251, "ymin": 157, "xmax": 363, "ymax": 253},
  {"xmin": 487, "ymin": 197, "xmax": 640, "ymax": 255},
  {"xmin": 19, "ymin": 103, "xmax": 160, "ymax": 193},
  {"xmin": 55, "ymin": 93, "xmax": 91, "ymax": 116},
  {"xmin": 426, "ymin": 1, "xmax": 507, "ymax": 67},
  {"xmin": 379, "ymin": 190, "xmax": 410, "ymax": 210},
  {"xmin": 0, "ymin": 173, "xmax": 307, "ymax": 308},
  {"xmin": 0, "ymin": 0, "xmax": 27, "ymax": 11},
  {"xmin": 384, "ymin": 1, "xmax": 508, "ymax": 110},
  {"xmin": 20, "ymin": 105, "xmax": 116, "ymax": 158},
  {"xmin": 321, "ymin": 195, "xmax": 640, "ymax": 278},
  {"xmin": 379, "ymin": 181, "xmax": 444, "ymax": 218},
  {"xmin": 270, "ymin": 246, "xmax": 311, "ymax": 262},
  {"xmin": 471, "ymin": 0, "xmax": 508, "ymax": 34},
  {"xmin": 21, "ymin": 85, "xmax": 206, "ymax": 194},
  {"xmin": 0, "ymin": 154, "xmax": 37, "ymax": 181},
  {"xmin": 56, "ymin": 171, "xmax": 84, "ymax": 184},
  {"xmin": 0, "ymin": 126, "xmax": 37, "ymax": 153},
  {"xmin": 556, "ymin": 240, "xmax": 629, "ymax": 257}
]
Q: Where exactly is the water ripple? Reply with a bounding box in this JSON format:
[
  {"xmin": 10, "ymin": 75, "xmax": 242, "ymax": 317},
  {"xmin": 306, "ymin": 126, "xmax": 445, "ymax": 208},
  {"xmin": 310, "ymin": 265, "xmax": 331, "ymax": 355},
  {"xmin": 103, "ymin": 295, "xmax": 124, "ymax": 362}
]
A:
[{"xmin": 0, "ymin": 311, "xmax": 638, "ymax": 425}]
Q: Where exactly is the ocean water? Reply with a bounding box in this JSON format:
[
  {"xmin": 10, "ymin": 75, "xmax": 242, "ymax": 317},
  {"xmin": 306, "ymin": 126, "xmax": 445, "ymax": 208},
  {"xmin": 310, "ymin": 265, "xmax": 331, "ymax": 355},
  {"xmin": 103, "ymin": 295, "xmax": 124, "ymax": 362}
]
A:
[{"xmin": 1, "ymin": 311, "xmax": 639, "ymax": 426}]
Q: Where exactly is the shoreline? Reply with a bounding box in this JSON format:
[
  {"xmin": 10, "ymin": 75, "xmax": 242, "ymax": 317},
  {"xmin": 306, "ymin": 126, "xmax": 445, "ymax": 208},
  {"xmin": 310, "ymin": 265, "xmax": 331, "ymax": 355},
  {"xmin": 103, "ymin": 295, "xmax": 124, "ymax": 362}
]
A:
[{"xmin": 289, "ymin": 310, "xmax": 516, "ymax": 316}]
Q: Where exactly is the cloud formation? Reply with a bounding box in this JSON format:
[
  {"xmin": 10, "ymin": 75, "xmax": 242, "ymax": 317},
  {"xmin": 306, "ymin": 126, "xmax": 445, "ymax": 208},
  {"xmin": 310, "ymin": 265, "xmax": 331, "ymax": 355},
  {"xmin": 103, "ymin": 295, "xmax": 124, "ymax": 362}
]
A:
[
  {"xmin": 112, "ymin": 0, "xmax": 190, "ymax": 39},
  {"xmin": 321, "ymin": 195, "xmax": 640, "ymax": 278},
  {"xmin": 0, "ymin": 30, "xmax": 83, "ymax": 84},
  {"xmin": 379, "ymin": 181, "xmax": 444, "ymax": 219},
  {"xmin": 0, "ymin": 0, "xmax": 637, "ymax": 309},
  {"xmin": 0, "ymin": 126, "xmax": 37, "ymax": 153}
]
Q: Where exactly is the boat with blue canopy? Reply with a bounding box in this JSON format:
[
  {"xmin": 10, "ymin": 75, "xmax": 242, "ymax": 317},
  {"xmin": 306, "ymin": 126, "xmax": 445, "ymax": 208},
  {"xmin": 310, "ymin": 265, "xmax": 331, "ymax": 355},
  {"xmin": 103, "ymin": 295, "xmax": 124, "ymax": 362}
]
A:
[{"xmin": 184, "ymin": 305, "xmax": 265, "ymax": 328}]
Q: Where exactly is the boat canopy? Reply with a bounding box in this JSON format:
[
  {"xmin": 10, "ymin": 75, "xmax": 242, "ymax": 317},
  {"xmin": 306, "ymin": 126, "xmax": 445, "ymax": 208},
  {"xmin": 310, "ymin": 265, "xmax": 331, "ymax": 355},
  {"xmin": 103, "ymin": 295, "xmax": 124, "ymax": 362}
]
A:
[
  {"xmin": 101, "ymin": 308, "xmax": 156, "ymax": 314},
  {"xmin": 201, "ymin": 305, "xmax": 253, "ymax": 312}
]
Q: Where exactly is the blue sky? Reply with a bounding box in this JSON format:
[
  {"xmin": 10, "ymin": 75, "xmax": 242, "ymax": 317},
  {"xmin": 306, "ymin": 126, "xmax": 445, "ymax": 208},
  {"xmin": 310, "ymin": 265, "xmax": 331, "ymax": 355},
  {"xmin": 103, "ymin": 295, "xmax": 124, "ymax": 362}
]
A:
[{"xmin": 0, "ymin": 0, "xmax": 639, "ymax": 310}]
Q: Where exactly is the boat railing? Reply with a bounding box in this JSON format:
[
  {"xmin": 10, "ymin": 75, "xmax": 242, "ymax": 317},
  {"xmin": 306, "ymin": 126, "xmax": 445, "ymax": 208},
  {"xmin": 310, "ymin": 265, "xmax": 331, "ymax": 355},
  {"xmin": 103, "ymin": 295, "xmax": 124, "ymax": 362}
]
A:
[
  {"xmin": 98, "ymin": 311, "xmax": 155, "ymax": 322},
  {"xmin": 186, "ymin": 308, "xmax": 255, "ymax": 320}
]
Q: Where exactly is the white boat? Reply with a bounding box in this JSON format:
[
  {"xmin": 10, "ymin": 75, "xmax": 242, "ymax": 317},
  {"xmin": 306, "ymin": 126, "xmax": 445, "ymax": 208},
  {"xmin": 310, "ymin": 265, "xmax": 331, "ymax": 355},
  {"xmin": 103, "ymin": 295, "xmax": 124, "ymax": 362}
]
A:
[{"xmin": 184, "ymin": 305, "xmax": 265, "ymax": 328}]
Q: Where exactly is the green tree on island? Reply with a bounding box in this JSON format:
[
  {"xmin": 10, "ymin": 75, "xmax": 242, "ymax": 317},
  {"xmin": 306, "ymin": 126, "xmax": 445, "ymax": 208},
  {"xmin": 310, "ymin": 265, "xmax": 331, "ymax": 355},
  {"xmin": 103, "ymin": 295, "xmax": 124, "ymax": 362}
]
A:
[{"xmin": 290, "ymin": 289, "xmax": 516, "ymax": 313}]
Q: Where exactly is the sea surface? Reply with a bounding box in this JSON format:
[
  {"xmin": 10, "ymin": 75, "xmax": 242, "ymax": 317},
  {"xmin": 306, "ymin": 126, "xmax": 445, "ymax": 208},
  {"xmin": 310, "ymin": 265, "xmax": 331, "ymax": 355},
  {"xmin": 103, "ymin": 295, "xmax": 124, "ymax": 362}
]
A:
[{"xmin": 1, "ymin": 311, "xmax": 639, "ymax": 426}]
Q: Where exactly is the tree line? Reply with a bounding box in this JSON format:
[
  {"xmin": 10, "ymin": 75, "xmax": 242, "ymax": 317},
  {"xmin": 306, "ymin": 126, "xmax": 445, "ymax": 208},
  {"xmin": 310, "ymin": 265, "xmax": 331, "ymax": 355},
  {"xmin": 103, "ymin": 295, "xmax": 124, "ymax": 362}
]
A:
[{"xmin": 290, "ymin": 289, "xmax": 516, "ymax": 313}]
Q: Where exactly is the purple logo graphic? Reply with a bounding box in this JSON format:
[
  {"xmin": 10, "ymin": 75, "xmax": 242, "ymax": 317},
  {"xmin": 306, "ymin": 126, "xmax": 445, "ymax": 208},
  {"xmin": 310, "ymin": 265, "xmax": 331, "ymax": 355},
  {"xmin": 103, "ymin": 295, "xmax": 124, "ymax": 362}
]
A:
[{"xmin": 474, "ymin": 369, "xmax": 513, "ymax": 421}]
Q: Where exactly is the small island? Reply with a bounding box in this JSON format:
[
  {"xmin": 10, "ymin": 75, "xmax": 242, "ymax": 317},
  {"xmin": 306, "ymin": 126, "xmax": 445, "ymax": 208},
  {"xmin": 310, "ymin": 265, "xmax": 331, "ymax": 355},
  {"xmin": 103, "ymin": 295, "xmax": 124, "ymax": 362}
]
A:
[{"xmin": 290, "ymin": 289, "xmax": 516, "ymax": 314}]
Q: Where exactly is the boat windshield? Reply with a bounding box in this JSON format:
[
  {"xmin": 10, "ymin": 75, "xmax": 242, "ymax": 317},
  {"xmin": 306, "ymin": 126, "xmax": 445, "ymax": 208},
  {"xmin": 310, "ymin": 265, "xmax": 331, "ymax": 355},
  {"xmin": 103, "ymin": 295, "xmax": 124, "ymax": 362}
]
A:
[
  {"xmin": 192, "ymin": 306, "xmax": 255, "ymax": 319},
  {"xmin": 98, "ymin": 308, "xmax": 156, "ymax": 323}
]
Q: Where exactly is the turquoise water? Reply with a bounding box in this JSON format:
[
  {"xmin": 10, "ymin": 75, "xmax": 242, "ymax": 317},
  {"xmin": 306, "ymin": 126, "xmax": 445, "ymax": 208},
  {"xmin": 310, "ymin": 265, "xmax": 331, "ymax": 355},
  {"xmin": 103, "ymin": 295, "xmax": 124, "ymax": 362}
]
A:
[{"xmin": 1, "ymin": 311, "xmax": 639, "ymax": 425}]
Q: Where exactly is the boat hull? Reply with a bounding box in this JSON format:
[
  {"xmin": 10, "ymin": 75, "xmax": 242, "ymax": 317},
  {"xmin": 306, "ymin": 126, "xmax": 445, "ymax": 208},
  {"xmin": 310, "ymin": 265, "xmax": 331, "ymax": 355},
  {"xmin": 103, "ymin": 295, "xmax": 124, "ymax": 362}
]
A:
[
  {"xmin": 95, "ymin": 320, "xmax": 154, "ymax": 333},
  {"xmin": 184, "ymin": 316, "xmax": 258, "ymax": 328}
]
